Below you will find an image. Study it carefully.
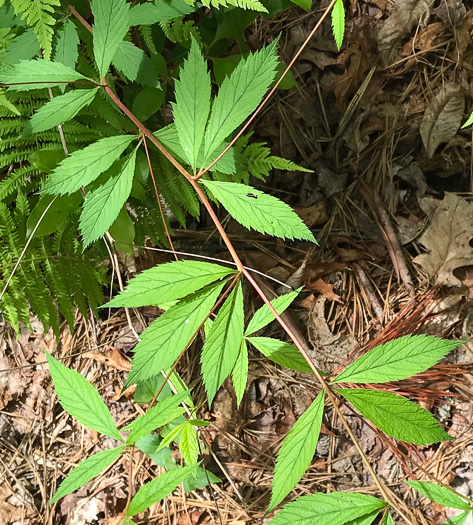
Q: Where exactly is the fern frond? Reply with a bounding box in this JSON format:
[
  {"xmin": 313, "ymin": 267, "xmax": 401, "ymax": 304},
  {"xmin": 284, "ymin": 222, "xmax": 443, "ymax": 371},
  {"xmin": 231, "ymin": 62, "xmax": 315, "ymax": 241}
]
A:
[{"xmin": 200, "ymin": 0, "xmax": 267, "ymax": 12}]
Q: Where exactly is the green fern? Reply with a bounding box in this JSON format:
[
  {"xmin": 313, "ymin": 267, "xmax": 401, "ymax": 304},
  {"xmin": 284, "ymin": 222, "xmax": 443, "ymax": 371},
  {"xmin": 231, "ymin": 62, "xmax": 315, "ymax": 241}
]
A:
[{"xmin": 185, "ymin": 0, "xmax": 267, "ymax": 12}]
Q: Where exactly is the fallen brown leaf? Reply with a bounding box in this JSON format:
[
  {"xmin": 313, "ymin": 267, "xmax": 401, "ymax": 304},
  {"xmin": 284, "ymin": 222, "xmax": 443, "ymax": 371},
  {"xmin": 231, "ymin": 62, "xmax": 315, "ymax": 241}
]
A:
[
  {"xmin": 307, "ymin": 279, "xmax": 343, "ymax": 303},
  {"xmin": 83, "ymin": 348, "xmax": 131, "ymax": 372}
]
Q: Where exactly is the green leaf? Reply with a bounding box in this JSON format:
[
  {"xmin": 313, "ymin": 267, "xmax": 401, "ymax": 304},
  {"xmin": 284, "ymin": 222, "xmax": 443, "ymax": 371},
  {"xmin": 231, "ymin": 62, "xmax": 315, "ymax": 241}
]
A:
[
  {"xmin": 232, "ymin": 340, "xmax": 248, "ymax": 407},
  {"xmin": 201, "ymin": 281, "xmax": 245, "ymax": 404},
  {"xmin": 109, "ymin": 206, "xmax": 135, "ymax": 253},
  {"xmin": 45, "ymin": 352, "xmax": 122, "ymax": 442},
  {"xmin": 381, "ymin": 513, "xmax": 394, "ymax": 525},
  {"xmin": 157, "ymin": 422, "xmax": 185, "ymax": 451},
  {"xmin": 180, "ymin": 421, "xmax": 199, "ymax": 464},
  {"xmin": 42, "ymin": 135, "xmax": 135, "ymax": 195},
  {"xmin": 247, "ymin": 337, "xmax": 312, "ymax": 373},
  {"xmin": 268, "ymin": 391, "xmax": 325, "ymax": 511},
  {"xmin": 406, "ymin": 482, "xmax": 471, "ymax": 510},
  {"xmin": 134, "ymin": 375, "xmax": 172, "ymax": 404},
  {"xmin": 50, "ymin": 446, "xmax": 126, "ymax": 504},
  {"xmin": 462, "ymin": 111, "xmax": 473, "ymax": 129},
  {"xmin": 203, "ymin": 39, "xmax": 279, "ymax": 163},
  {"xmin": 0, "ymin": 59, "xmax": 88, "ymax": 91},
  {"xmin": 332, "ymin": 335, "xmax": 463, "ymax": 385},
  {"xmin": 129, "ymin": 0, "xmax": 194, "ymax": 26},
  {"xmin": 331, "ymin": 0, "xmax": 345, "ymax": 51},
  {"xmin": 127, "ymin": 464, "xmax": 199, "ymax": 517},
  {"xmin": 173, "ymin": 37, "xmax": 211, "ymax": 172},
  {"xmin": 104, "ymin": 260, "xmax": 234, "ymax": 308},
  {"xmin": 440, "ymin": 511, "xmax": 472, "ymax": 525},
  {"xmin": 26, "ymin": 88, "xmax": 98, "ymax": 133},
  {"xmin": 112, "ymin": 41, "xmax": 158, "ymax": 86},
  {"xmin": 26, "ymin": 193, "xmax": 82, "ymax": 238},
  {"xmin": 125, "ymin": 281, "xmax": 227, "ymax": 387},
  {"xmin": 132, "ymin": 87, "xmax": 164, "ymax": 121},
  {"xmin": 53, "ymin": 19, "xmax": 79, "ymax": 70},
  {"xmin": 125, "ymin": 390, "xmax": 189, "ymax": 444},
  {"xmin": 268, "ymin": 492, "xmax": 387, "ymax": 525},
  {"xmin": 336, "ymin": 389, "xmax": 452, "ymax": 445},
  {"xmin": 201, "ymin": 180, "xmax": 316, "ymax": 242},
  {"xmin": 80, "ymin": 149, "xmax": 137, "ymax": 247},
  {"xmin": 289, "ymin": 0, "xmax": 312, "ymax": 8},
  {"xmin": 3, "ymin": 28, "xmax": 40, "ymax": 66},
  {"xmin": 91, "ymin": 0, "xmax": 130, "ymax": 78},
  {"xmin": 345, "ymin": 509, "xmax": 383, "ymax": 525},
  {"xmin": 245, "ymin": 288, "xmax": 301, "ymax": 335}
]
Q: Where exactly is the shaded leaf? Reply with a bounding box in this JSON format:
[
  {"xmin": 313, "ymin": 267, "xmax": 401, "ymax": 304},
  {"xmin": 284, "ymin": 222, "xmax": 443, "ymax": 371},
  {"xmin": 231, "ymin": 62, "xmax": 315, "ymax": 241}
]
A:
[
  {"xmin": 406, "ymin": 481, "xmax": 471, "ymax": 510},
  {"xmin": 53, "ymin": 19, "xmax": 79, "ymax": 70},
  {"xmin": 247, "ymin": 337, "xmax": 312, "ymax": 373},
  {"xmin": 440, "ymin": 511, "xmax": 472, "ymax": 525}
]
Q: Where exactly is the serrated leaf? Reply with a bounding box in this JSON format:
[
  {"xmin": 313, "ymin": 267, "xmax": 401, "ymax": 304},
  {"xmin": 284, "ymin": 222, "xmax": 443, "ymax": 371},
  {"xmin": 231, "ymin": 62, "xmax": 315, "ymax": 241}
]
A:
[
  {"xmin": 336, "ymin": 389, "xmax": 452, "ymax": 445},
  {"xmin": 172, "ymin": 37, "xmax": 211, "ymax": 172},
  {"xmin": 42, "ymin": 135, "xmax": 135, "ymax": 195},
  {"xmin": 3, "ymin": 28, "xmax": 40, "ymax": 66},
  {"xmin": 201, "ymin": 281, "xmax": 245, "ymax": 404},
  {"xmin": 247, "ymin": 337, "xmax": 312, "ymax": 373},
  {"xmin": 127, "ymin": 464, "xmax": 198, "ymax": 516},
  {"xmin": 331, "ymin": 0, "xmax": 345, "ymax": 51},
  {"xmin": 268, "ymin": 391, "xmax": 324, "ymax": 511},
  {"xmin": 104, "ymin": 260, "xmax": 234, "ymax": 308},
  {"xmin": 462, "ymin": 111, "xmax": 473, "ymax": 129},
  {"xmin": 91, "ymin": 0, "xmax": 130, "ymax": 78},
  {"xmin": 50, "ymin": 446, "xmax": 126, "ymax": 504},
  {"xmin": 0, "ymin": 59, "xmax": 88, "ymax": 91},
  {"xmin": 440, "ymin": 511, "xmax": 472, "ymax": 525},
  {"xmin": 232, "ymin": 340, "xmax": 248, "ymax": 407},
  {"xmin": 129, "ymin": 0, "xmax": 195, "ymax": 26},
  {"xmin": 45, "ymin": 352, "xmax": 122, "ymax": 442},
  {"xmin": 26, "ymin": 88, "xmax": 98, "ymax": 133},
  {"xmin": 268, "ymin": 492, "xmax": 387, "ymax": 525},
  {"xmin": 53, "ymin": 19, "xmax": 79, "ymax": 70},
  {"xmin": 203, "ymin": 39, "xmax": 279, "ymax": 163},
  {"xmin": 201, "ymin": 180, "xmax": 316, "ymax": 242},
  {"xmin": 406, "ymin": 481, "xmax": 471, "ymax": 510},
  {"xmin": 345, "ymin": 509, "xmax": 383, "ymax": 525},
  {"xmin": 125, "ymin": 281, "xmax": 227, "ymax": 387},
  {"xmin": 382, "ymin": 513, "xmax": 394, "ymax": 525},
  {"xmin": 157, "ymin": 422, "xmax": 185, "ymax": 451},
  {"xmin": 111, "ymin": 41, "xmax": 158, "ymax": 86},
  {"xmin": 125, "ymin": 390, "xmax": 189, "ymax": 444},
  {"xmin": 180, "ymin": 422, "xmax": 199, "ymax": 464},
  {"xmin": 332, "ymin": 335, "xmax": 463, "ymax": 385},
  {"xmin": 245, "ymin": 288, "xmax": 301, "ymax": 335},
  {"xmin": 80, "ymin": 149, "xmax": 137, "ymax": 246}
]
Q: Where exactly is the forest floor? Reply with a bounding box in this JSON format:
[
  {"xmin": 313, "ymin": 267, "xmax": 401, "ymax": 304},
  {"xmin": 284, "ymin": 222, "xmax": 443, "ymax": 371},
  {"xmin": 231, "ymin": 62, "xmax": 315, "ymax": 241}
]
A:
[{"xmin": 2, "ymin": 0, "xmax": 473, "ymax": 523}]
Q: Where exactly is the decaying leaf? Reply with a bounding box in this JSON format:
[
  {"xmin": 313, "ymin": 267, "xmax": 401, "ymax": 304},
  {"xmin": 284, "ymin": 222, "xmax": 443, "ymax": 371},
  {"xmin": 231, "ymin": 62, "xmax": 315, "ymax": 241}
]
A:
[
  {"xmin": 413, "ymin": 193, "xmax": 473, "ymax": 287},
  {"xmin": 377, "ymin": 0, "xmax": 430, "ymax": 67},
  {"xmin": 420, "ymin": 84, "xmax": 465, "ymax": 158}
]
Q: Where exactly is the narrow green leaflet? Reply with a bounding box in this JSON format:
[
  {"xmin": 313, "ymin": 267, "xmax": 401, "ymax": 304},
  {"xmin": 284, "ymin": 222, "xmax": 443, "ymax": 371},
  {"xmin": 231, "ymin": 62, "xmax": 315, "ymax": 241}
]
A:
[
  {"xmin": 247, "ymin": 337, "xmax": 312, "ymax": 373},
  {"xmin": 125, "ymin": 391, "xmax": 189, "ymax": 444},
  {"xmin": 462, "ymin": 111, "xmax": 473, "ymax": 129},
  {"xmin": 42, "ymin": 135, "xmax": 135, "ymax": 195},
  {"xmin": 129, "ymin": 0, "xmax": 195, "ymax": 26},
  {"xmin": 91, "ymin": 0, "xmax": 130, "ymax": 78},
  {"xmin": 245, "ymin": 288, "xmax": 302, "ymax": 335},
  {"xmin": 157, "ymin": 422, "xmax": 185, "ymax": 451},
  {"xmin": 125, "ymin": 281, "xmax": 227, "ymax": 387},
  {"xmin": 127, "ymin": 464, "xmax": 199, "ymax": 517},
  {"xmin": 201, "ymin": 180, "xmax": 316, "ymax": 242},
  {"xmin": 26, "ymin": 88, "xmax": 98, "ymax": 133},
  {"xmin": 332, "ymin": 335, "xmax": 463, "ymax": 385},
  {"xmin": 0, "ymin": 59, "xmax": 88, "ymax": 91},
  {"xmin": 203, "ymin": 40, "xmax": 279, "ymax": 163},
  {"xmin": 172, "ymin": 37, "xmax": 211, "ymax": 172},
  {"xmin": 268, "ymin": 492, "xmax": 387, "ymax": 525},
  {"xmin": 336, "ymin": 389, "xmax": 452, "ymax": 445},
  {"xmin": 289, "ymin": 0, "xmax": 312, "ymax": 8},
  {"xmin": 331, "ymin": 0, "xmax": 345, "ymax": 51},
  {"xmin": 104, "ymin": 260, "xmax": 234, "ymax": 308},
  {"xmin": 382, "ymin": 513, "xmax": 394, "ymax": 525},
  {"xmin": 180, "ymin": 422, "xmax": 199, "ymax": 464},
  {"xmin": 201, "ymin": 281, "xmax": 245, "ymax": 404},
  {"xmin": 45, "ymin": 352, "xmax": 122, "ymax": 442},
  {"xmin": 406, "ymin": 482, "xmax": 471, "ymax": 510},
  {"xmin": 53, "ymin": 20, "xmax": 79, "ymax": 70},
  {"xmin": 232, "ymin": 339, "xmax": 248, "ymax": 407},
  {"xmin": 50, "ymin": 446, "xmax": 126, "ymax": 504},
  {"xmin": 268, "ymin": 391, "xmax": 325, "ymax": 512},
  {"xmin": 80, "ymin": 149, "xmax": 137, "ymax": 246},
  {"xmin": 440, "ymin": 511, "xmax": 472, "ymax": 525}
]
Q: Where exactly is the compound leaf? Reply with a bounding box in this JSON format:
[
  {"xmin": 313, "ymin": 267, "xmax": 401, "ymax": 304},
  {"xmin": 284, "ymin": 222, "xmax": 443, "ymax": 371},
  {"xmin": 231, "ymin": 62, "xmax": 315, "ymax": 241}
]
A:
[
  {"xmin": 201, "ymin": 180, "xmax": 316, "ymax": 242},
  {"xmin": 104, "ymin": 260, "xmax": 234, "ymax": 308},
  {"xmin": 268, "ymin": 391, "xmax": 324, "ymax": 512},
  {"xmin": 50, "ymin": 446, "xmax": 126, "ymax": 504},
  {"xmin": 42, "ymin": 135, "xmax": 135, "ymax": 195},
  {"xmin": 268, "ymin": 492, "xmax": 387, "ymax": 525},
  {"xmin": 91, "ymin": 0, "xmax": 129, "ymax": 78},
  {"xmin": 406, "ymin": 481, "xmax": 471, "ymax": 510},
  {"xmin": 201, "ymin": 280, "xmax": 245, "ymax": 404},
  {"xmin": 173, "ymin": 37, "xmax": 211, "ymax": 172},
  {"xmin": 247, "ymin": 337, "xmax": 312, "ymax": 373},
  {"xmin": 336, "ymin": 389, "xmax": 452, "ymax": 445},
  {"xmin": 232, "ymin": 339, "xmax": 248, "ymax": 407},
  {"xmin": 26, "ymin": 88, "xmax": 98, "ymax": 133},
  {"xmin": 245, "ymin": 288, "xmax": 302, "ymax": 335},
  {"xmin": 331, "ymin": 0, "xmax": 345, "ymax": 51},
  {"xmin": 127, "ymin": 464, "xmax": 199, "ymax": 517},
  {"xmin": 332, "ymin": 335, "xmax": 463, "ymax": 385},
  {"xmin": 45, "ymin": 352, "xmax": 122, "ymax": 442},
  {"xmin": 203, "ymin": 39, "xmax": 279, "ymax": 163},
  {"xmin": 80, "ymin": 149, "xmax": 137, "ymax": 246},
  {"xmin": 125, "ymin": 281, "xmax": 227, "ymax": 387}
]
